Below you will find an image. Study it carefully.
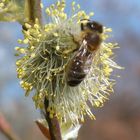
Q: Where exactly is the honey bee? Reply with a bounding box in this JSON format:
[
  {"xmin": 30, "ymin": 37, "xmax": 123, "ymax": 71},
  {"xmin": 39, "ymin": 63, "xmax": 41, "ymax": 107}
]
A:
[{"xmin": 66, "ymin": 19, "xmax": 103, "ymax": 86}]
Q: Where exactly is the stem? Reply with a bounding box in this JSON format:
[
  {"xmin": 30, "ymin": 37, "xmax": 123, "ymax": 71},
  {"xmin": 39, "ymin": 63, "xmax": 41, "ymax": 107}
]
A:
[
  {"xmin": 0, "ymin": 114, "xmax": 21, "ymax": 140},
  {"xmin": 25, "ymin": 1, "xmax": 62, "ymax": 139},
  {"xmin": 1, "ymin": 131, "xmax": 20, "ymax": 140},
  {"xmin": 44, "ymin": 98, "xmax": 62, "ymax": 140},
  {"xmin": 25, "ymin": 0, "xmax": 42, "ymax": 25}
]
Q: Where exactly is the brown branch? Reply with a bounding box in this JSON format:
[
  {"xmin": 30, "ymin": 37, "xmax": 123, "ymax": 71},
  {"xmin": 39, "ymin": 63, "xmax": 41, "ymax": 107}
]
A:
[
  {"xmin": 44, "ymin": 98, "xmax": 62, "ymax": 140},
  {"xmin": 0, "ymin": 114, "xmax": 21, "ymax": 140},
  {"xmin": 25, "ymin": 0, "xmax": 42, "ymax": 25},
  {"xmin": 24, "ymin": 1, "xmax": 62, "ymax": 139}
]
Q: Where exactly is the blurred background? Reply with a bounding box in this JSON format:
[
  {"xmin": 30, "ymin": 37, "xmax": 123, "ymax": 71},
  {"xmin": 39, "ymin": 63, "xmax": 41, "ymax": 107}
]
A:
[{"xmin": 0, "ymin": 0, "xmax": 140, "ymax": 140}]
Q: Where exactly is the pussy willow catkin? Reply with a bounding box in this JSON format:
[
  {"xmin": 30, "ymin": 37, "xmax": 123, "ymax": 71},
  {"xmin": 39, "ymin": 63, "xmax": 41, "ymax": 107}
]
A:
[{"xmin": 16, "ymin": 0, "xmax": 121, "ymax": 124}]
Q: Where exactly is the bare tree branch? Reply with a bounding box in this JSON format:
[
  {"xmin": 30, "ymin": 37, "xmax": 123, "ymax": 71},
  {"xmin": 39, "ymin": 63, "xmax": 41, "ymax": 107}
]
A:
[
  {"xmin": 25, "ymin": 0, "xmax": 42, "ymax": 25},
  {"xmin": 44, "ymin": 98, "xmax": 62, "ymax": 140},
  {"xmin": 0, "ymin": 113, "xmax": 21, "ymax": 140}
]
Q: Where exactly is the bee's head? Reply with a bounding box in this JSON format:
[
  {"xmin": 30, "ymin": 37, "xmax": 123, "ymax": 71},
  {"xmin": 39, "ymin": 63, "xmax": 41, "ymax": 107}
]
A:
[{"xmin": 81, "ymin": 19, "xmax": 103, "ymax": 33}]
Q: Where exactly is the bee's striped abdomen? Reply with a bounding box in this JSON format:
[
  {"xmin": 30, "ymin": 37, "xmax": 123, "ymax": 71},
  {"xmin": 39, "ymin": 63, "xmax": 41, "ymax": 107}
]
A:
[
  {"xmin": 66, "ymin": 45, "xmax": 93, "ymax": 86},
  {"xmin": 67, "ymin": 59, "xmax": 86, "ymax": 86}
]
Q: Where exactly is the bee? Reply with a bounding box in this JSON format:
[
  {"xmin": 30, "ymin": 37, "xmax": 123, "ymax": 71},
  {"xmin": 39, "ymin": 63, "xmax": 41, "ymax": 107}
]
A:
[{"xmin": 66, "ymin": 19, "xmax": 103, "ymax": 86}]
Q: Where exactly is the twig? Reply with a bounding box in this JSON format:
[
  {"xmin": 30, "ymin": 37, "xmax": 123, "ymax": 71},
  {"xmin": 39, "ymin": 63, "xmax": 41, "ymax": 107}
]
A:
[
  {"xmin": 0, "ymin": 113, "xmax": 21, "ymax": 140},
  {"xmin": 25, "ymin": 0, "xmax": 42, "ymax": 25},
  {"xmin": 24, "ymin": 1, "xmax": 62, "ymax": 139},
  {"xmin": 44, "ymin": 98, "xmax": 62, "ymax": 140}
]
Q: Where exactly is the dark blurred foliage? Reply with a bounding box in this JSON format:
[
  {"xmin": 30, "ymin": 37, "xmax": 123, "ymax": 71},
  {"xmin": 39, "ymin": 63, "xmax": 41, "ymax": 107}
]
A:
[{"xmin": 0, "ymin": 0, "xmax": 140, "ymax": 140}]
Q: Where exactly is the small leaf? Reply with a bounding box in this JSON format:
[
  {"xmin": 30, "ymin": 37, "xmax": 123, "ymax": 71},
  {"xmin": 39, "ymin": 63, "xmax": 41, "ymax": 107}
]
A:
[{"xmin": 35, "ymin": 119, "xmax": 51, "ymax": 140}]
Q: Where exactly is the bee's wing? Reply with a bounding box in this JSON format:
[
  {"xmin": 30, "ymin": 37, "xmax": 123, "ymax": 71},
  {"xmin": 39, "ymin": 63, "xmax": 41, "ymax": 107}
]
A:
[
  {"xmin": 79, "ymin": 39, "xmax": 88, "ymax": 50},
  {"xmin": 75, "ymin": 39, "xmax": 89, "ymax": 57}
]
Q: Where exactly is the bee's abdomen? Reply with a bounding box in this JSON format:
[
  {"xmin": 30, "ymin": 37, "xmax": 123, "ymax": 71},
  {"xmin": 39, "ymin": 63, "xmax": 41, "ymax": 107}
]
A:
[
  {"xmin": 66, "ymin": 57, "xmax": 91, "ymax": 86},
  {"xmin": 67, "ymin": 69, "xmax": 86, "ymax": 86},
  {"xmin": 66, "ymin": 44, "xmax": 93, "ymax": 86}
]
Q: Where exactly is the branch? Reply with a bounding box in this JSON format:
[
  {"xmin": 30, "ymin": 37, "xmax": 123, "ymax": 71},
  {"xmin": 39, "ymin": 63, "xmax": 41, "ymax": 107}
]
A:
[
  {"xmin": 25, "ymin": 0, "xmax": 42, "ymax": 25},
  {"xmin": 0, "ymin": 113, "xmax": 21, "ymax": 140},
  {"xmin": 24, "ymin": 1, "xmax": 62, "ymax": 139},
  {"xmin": 44, "ymin": 98, "xmax": 62, "ymax": 140}
]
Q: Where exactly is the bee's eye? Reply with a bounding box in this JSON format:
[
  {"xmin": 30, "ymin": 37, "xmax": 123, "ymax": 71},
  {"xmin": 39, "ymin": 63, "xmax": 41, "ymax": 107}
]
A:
[
  {"xmin": 91, "ymin": 24, "xmax": 95, "ymax": 29},
  {"xmin": 87, "ymin": 22, "xmax": 103, "ymax": 33},
  {"xmin": 87, "ymin": 22, "xmax": 95, "ymax": 30}
]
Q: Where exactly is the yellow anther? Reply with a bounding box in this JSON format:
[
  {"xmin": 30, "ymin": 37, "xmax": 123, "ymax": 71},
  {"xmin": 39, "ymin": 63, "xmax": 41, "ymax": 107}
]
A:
[
  {"xmin": 23, "ymin": 39, "xmax": 29, "ymax": 44},
  {"xmin": 40, "ymin": 3, "xmax": 44, "ymax": 8},
  {"xmin": 25, "ymin": 23, "xmax": 32, "ymax": 29},
  {"xmin": 53, "ymin": 32, "xmax": 58, "ymax": 37},
  {"xmin": 72, "ymin": 1, "xmax": 76, "ymax": 6}
]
